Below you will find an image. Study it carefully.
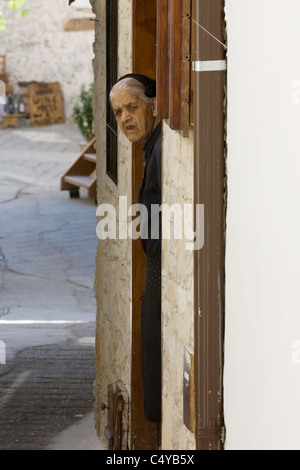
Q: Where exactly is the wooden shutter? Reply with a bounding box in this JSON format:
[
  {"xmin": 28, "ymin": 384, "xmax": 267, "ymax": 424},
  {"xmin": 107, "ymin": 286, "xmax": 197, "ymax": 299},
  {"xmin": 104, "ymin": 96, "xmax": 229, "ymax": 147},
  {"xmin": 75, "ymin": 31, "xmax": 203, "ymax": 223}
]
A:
[
  {"xmin": 156, "ymin": 0, "xmax": 193, "ymax": 137},
  {"xmin": 156, "ymin": 0, "xmax": 169, "ymax": 119}
]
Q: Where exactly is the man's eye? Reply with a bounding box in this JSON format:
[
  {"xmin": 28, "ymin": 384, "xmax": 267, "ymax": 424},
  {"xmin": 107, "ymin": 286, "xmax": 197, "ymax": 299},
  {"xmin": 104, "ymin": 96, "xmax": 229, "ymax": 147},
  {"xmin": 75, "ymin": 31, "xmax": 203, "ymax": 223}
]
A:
[{"xmin": 114, "ymin": 110, "xmax": 121, "ymax": 116}]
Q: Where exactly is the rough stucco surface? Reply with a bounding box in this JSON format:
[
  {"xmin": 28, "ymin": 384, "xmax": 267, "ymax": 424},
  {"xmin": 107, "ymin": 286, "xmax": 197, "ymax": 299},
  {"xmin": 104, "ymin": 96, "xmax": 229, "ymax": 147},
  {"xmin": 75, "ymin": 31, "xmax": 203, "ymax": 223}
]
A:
[
  {"xmin": 0, "ymin": 0, "xmax": 94, "ymax": 119},
  {"xmin": 161, "ymin": 123, "xmax": 195, "ymax": 450},
  {"xmin": 92, "ymin": 0, "xmax": 132, "ymax": 444}
]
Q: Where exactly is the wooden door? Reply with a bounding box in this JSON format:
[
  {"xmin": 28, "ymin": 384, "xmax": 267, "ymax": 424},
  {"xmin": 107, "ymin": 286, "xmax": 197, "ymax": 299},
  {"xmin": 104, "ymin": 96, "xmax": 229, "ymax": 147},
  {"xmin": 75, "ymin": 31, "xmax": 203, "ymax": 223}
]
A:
[{"xmin": 131, "ymin": 0, "xmax": 159, "ymax": 451}]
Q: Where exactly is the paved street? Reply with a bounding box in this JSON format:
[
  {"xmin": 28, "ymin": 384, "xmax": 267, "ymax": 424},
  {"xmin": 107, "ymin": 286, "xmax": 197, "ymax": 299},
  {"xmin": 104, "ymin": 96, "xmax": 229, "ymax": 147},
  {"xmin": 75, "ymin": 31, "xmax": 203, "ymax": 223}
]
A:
[{"xmin": 0, "ymin": 123, "xmax": 104, "ymax": 450}]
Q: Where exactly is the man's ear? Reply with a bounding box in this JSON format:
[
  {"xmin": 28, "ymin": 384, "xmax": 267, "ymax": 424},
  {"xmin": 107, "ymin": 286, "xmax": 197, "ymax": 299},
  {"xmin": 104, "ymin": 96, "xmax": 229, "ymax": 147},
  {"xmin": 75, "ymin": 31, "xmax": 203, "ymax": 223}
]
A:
[{"xmin": 151, "ymin": 97, "xmax": 157, "ymax": 118}]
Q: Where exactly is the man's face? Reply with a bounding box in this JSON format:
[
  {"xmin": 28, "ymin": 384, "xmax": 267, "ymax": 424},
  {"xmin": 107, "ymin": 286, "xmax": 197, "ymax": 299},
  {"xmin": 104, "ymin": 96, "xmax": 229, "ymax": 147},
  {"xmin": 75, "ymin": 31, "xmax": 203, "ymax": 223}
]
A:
[{"xmin": 111, "ymin": 90, "xmax": 156, "ymax": 143}]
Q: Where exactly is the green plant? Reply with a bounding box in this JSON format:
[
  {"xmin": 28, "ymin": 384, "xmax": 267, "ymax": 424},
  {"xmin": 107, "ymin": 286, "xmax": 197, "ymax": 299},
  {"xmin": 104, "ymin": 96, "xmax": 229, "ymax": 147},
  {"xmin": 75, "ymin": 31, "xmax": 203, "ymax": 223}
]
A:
[{"xmin": 72, "ymin": 83, "xmax": 94, "ymax": 142}]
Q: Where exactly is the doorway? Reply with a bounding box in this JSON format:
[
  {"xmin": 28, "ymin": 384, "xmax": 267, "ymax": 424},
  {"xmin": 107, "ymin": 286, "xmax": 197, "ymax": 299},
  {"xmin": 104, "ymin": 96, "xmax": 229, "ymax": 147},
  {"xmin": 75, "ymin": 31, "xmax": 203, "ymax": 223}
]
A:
[{"xmin": 131, "ymin": 0, "xmax": 159, "ymax": 451}]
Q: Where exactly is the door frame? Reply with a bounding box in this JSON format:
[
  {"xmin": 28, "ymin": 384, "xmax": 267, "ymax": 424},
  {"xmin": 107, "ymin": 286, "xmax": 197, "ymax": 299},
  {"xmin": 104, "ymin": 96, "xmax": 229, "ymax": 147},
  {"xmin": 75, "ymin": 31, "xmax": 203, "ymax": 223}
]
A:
[{"xmin": 193, "ymin": 0, "xmax": 226, "ymax": 451}]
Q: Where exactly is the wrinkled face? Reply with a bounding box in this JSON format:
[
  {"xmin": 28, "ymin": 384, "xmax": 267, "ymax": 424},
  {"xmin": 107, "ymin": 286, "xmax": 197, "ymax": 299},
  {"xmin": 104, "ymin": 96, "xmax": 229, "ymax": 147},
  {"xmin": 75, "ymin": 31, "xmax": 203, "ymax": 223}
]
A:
[{"xmin": 111, "ymin": 90, "xmax": 157, "ymax": 143}]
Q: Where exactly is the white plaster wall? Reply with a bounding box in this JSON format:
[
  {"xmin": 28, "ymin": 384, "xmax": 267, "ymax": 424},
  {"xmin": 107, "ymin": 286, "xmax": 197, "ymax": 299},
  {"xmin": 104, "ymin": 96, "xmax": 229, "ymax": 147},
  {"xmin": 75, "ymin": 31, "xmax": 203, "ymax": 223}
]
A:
[
  {"xmin": 0, "ymin": 0, "xmax": 94, "ymax": 119},
  {"xmin": 224, "ymin": 0, "xmax": 300, "ymax": 450}
]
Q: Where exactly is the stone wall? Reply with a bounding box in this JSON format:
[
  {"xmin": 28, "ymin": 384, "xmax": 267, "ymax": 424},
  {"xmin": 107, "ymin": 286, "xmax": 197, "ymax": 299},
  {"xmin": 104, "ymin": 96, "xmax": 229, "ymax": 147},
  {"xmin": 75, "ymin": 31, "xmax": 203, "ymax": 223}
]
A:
[
  {"xmin": 92, "ymin": 0, "xmax": 133, "ymax": 443},
  {"xmin": 161, "ymin": 123, "xmax": 195, "ymax": 450},
  {"xmin": 0, "ymin": 0, "xmax": 94, "ymax": 120}
]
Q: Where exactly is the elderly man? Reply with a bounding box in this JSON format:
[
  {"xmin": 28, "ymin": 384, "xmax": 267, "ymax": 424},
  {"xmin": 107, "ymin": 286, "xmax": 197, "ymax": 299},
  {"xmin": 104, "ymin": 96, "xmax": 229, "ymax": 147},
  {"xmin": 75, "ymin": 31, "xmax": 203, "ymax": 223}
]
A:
[{"xmin": 110, "ymin": 74, "xmax": 162, "ymax": 423}]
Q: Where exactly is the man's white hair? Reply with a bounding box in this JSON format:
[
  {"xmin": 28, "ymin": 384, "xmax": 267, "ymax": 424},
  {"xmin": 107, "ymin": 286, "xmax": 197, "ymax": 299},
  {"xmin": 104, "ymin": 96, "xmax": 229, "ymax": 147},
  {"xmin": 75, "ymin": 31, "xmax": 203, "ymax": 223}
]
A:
[{"xmin": 110, "ymin": 77, "xmax": 153, "ymax": 104}]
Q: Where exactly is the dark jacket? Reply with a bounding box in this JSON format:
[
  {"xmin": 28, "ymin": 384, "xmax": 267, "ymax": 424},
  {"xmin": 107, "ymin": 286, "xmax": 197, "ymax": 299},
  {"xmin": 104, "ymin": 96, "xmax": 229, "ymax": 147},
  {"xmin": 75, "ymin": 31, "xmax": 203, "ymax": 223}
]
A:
[{"xmin": 138, "ymin": 122, "xmax": 162, "ymax": 256}]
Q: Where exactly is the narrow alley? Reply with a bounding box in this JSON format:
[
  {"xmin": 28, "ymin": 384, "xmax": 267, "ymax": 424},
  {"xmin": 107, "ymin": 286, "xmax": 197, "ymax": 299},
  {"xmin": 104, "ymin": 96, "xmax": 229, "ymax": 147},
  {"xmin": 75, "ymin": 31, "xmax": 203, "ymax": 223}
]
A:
[{"xmin": 0, "ymin": 123, "xmax": 104, "ymax": 450}]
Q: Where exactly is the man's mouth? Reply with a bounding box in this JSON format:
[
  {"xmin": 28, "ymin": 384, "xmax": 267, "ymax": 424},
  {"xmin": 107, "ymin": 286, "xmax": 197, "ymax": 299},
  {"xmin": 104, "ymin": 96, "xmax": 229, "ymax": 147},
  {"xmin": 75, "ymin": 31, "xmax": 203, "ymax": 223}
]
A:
[{"xmin": 126, "ymin": 126, "xmax": 136, "ymax": 132}]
